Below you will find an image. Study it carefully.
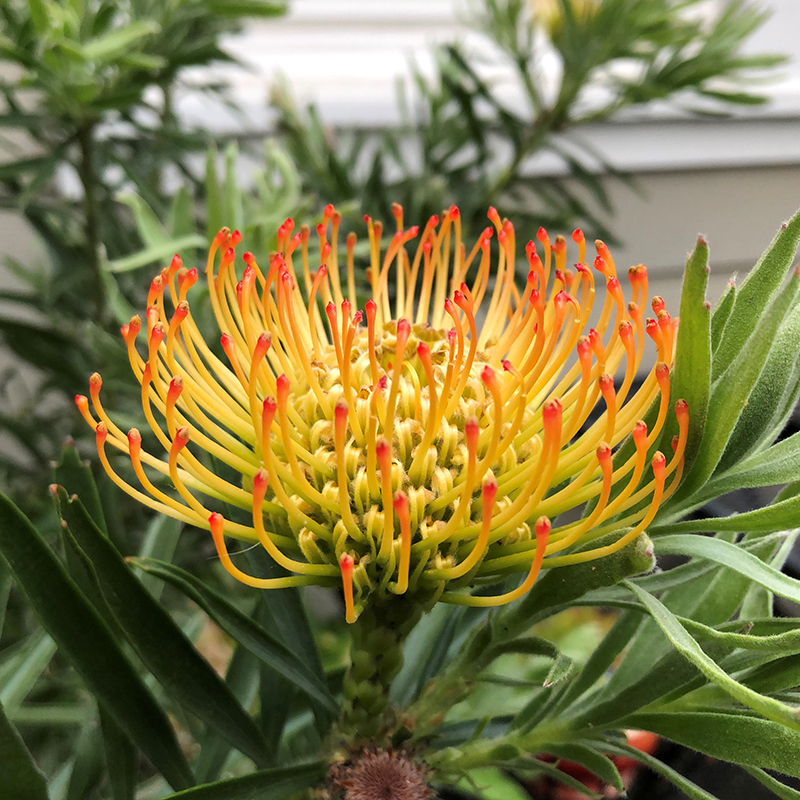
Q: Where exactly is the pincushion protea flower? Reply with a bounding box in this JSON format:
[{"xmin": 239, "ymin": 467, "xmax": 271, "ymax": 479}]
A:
[{"xmin": 77, "ymin": 204, "xmax": 687, "ymax": 625}]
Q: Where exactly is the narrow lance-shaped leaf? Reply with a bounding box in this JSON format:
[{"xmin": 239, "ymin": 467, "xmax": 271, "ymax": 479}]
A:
[
  {"xmin": 625, "ymin": 581, "xmax": 800, "ymax": 731},
  {"xmin": 160, "ymin": 761, "xmax": 325, "ymax": 800},
  {"xmin": 659, "ymin": 234, "xmax": 710, "ymax": 480},
  {"xmin": 0, "ymin": 492, "xmax": 194, "ymax": 790},
  {"xmin": 714, "ymin": 206, "xmax": 800, "ymax": 379},
  {"xmin": 0, "ymin": 697, "xmax": 48, "ymax": 800},
  {"xmin": 58, "ymin": 492, "xmax": 269, "ymax": 768},
  {"xmin": 129, "ymin": 557, "xmax": 338, "ymax": 716}
]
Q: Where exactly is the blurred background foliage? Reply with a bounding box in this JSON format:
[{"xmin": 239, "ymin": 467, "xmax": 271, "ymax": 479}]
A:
[{"xmin": 0, "ymin": 0, "xmax": 791, "ymax": 797}]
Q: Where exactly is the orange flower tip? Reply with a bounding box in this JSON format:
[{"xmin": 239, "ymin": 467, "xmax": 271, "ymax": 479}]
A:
[
  {"xmin": 501, "ymin": 359, "xmax": 513, "ymax": 372},
  {"xmin": 535, "ymin": 516, "xmax": 551, "ymax": 540},
  {"xmin": 652, "ymin": 295, "xmax": 665, "ymax": 313},
  {"xmin": 223, "ymin": 247, "xmax": 235, "ymax": 264},
  {"xmin": 671, "ymin": 435, "xmax": 680, "ymax": 453},
  {"xmin": 374, "ymin": 221, "xmax": 383, "ymax": 236},
  {"xmin": 554, "ymin": 290, "xmax": 569, "ymax": 309},
  {"xmin": 599, "ymin": 374, "xmax": 614, "ymax": 398},
  {"xmin": 572, "ymin": 228, "xmax": 584, "ymax": 243},
  {"xmin": 594, "ymin": 255, "xmax": 608, "ymax": 274},
  {"xmin": 255, "ymin": 332, "xmax": 271, "ymax": 359},
  {"xmin": 175, "ymin": 426, "xmax": 190, "ymax": 446},
  {"xmin": 429, "ymin": 214, "xmax": 440, "ymax": 228},
  {"xmin": 537, "ymin": 226, "xmax": 549, "ymax": 242},
  {"xmin": 675, "ymin": 398, "xmax": 689, "ymax": 418},
  {"xmin": 481, "ymin": 365, "xmax": 497, "ymax": 386},
  {"xmin": 341, "ymin": 298, "xmax": 351, "ymax": 316},
  {"xmin": 142, "ymin": 363, "xmax": 152, "ymax": 383},
  {"xmin": 230, "ymin": 230, "xmax": 242, "ymax": 246},
  {"xmin": 645, "ymin": 318, "xmax": 659, "ymax": 338},
  {"xmin": 498, "ymin": 229, "xmax": 508, "ymax": 245},
  {"xmin": 253, "ymin": 467, "xmax": 269, "ymax": 493},
  {"xmin": 482, "ymin": 474, "xmax": 498, "ymax": 502},
  {"xmin": 213, "ymin": 228, "xmax": 228, "ymax": 246},
  {"xmin": 90, "ymin": 372, "xmax": 102, "ymax": 389},
  {"xmin": 543, "ymin": 397, "xmax": 562, "ymax": 420},
  {"xmin": 465, "ymin": 415, "xmax": 480, "ymax": 450},
  {"xmin": 619, "ymin": 320, "xmax": 634, "ymax": 341},
  {"xmin": 96, "ymin": 422, "xmax": 108, "ymax": 442},
  {"xmin": 397, "ymin": 318, "xmax": 411, "ymax": 340},
  {"xmin": 447, "ymin": 328, "xmax": 457, "ymax": 347},
  {"xmin": 577, "ymin": 336, "xmax": 591, "ymax": 359},
  {"xmin": 655, "ymin": 362, "xmax": 670, "ymax": 381},
  {"xmin": 169, "ymin": 254, "xmax": 182, "ymax": 274},
  {"xmin": 150, "ymin": 322, "xmax": 166, "ymax": 345},
  {"xmin": 363, "ymin": 214, "xmax": 371, "ymax": 224},
  {"xmin": 331, "ymin": 211, "xmax": 342, "ymax": 226},
  {"xmin": 652, "ymin": 451, "xmax": 667, "ymax": 475},
  {"xmin": 449, "ymin": 205, "xmax": 460, "ymax": 220},
  {"xmin": 316, "ymin": 222, "xmax": 326, "ymax": 237},
  {"xmin": 168, "ymin": 376, "xmax": 184, "ymax": 403},
  {"xmin": 181, "ymin": 268, "xmax": 198, "ymax": 291},
  {"xmin": 174, "ymin": 301, "xmax": 189, "ymax": 320},
  {"xmin": 323, "ymin": 203, "xmax": 335, "ymax": 220},
  {"xmin": 365, "ymin": 297, "xmax": 376, "ymax": 316},
  {"xmin": 376, "ymin": 374, "xmax": 389, "ymax": 392},
  {"xmin": 334, "ymin": 397, "xmax": 349, "ymax": 421},
  {"xmin": 443, "ymin": 297, "xmax": 455, "ymax": 315},
  {"xmin": 339, "ymin": 552, "xmax": 354, "ymax": 573},
  {"xmin": 633, "ymin": 420, "xmax": 648, "ymax": 443},
  {"xmin": 75, "ymin": 394, "xmax": 88, "ymax": 410},
  {"xmin": 353, "ymin": 310, "xmax": 364, "ymax": 327},
  {"xmin": 597, "ymin": 442, "xmax": 612, "ymax": 463},
  {"xmin": 276, "ymin": 374, "xmax": 290, "ymax": 404},
  {"xmin": 554, "ymin": 235, "xmax": 566, "ymax": 251},
  {"xmin": 375, "ymin": 436, "xmax": 391, "ymax": 465},
  {"xmin": 127, "ymin": 427, "xmax": 141, "ymax": 444},
  {"xmin": 393, "ymin": 490, "xmax": 409, "ymax": 512},
  {"xmin": 346, "ymin": 231, "xmax": 357, "ymax": 247},
  {"xmin": 407, "ymin": 225, "xmax": 419, "ymax": 238},
  {"xmin": 299, "ymin": 223, "xmax": 311, "ymax": 242},
  {"xmin": 487, "ymin": 206, "xmax": 500, "ymax": 225},
  {"xmin": 208, "ymin": 512, "xmax": 224, "ymax": 536}
]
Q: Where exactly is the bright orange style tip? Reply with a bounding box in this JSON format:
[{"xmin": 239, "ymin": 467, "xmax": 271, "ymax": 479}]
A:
[{"xmin": 79, "ymin": 206, "xmax": 687, "ymax": 622}]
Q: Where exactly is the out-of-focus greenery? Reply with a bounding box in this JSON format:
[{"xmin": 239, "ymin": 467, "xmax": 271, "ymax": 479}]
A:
[
  {"xmin": 0, "ymin": 0, "xmax": 288, "ymax": 507},
  {"xmin": 275, "ymin": 0, "xmax": 784, "ymax": 238}
]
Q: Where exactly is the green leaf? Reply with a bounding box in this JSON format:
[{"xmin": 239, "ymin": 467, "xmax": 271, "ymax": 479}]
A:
[
  {"xmin": 460, "ymin": 767, "xmax": 532, "ymax": 800},
  {"xmin": 136, "ymin": 515, "xmax": 182, "ymax": 600},
  {"xmin": 679, "ymin": 287, "xmax": 792, "ymax": 494},
  {"xmin": 599, "ymin": 738, "xmax": 721, "ymax": 800},
  {"xmin": 128, "ymin": 558, "xmax": 338, "ymax": 716},
  {"xmin": 542, "ymin": 743, "xmax": 623, "ymax": 793},
  {"xmin": 623, "ymin": 711, "xmax": 800, "ymax": 779},
  {"xmin": 117, "ymin": 193, "xmax": 170, "ymax": 247},
  {"xmin": 58, "ymin": 493, "xmax": 268, "ymax": 767},
  {"xmin": 0, "ymin": 492, "xmax": 194, "ymax": 790},
  {"xmin": 205, "ymin": 145, "xmax": 223, "ymax": 241},
  {"xmin": 625, "ymin": 582, "xmax": 800, "ymax": 730},
  {"xmin": 106, "ymin": 234, "xmax": 206, "ymax": 273},
  {"xmin": 653, "ymin": 534, "xmax": 800, "ymax": 605},
  {"xmin": 168, "ymin": 186, "xmax": 196, "ymax": 239},
  {"xmin": 661, "ymin": 235, "xmax": 710, "ymax": 477},
  {"xmin": 100, "ymin": 711, "xmax": 136, "ymax": 800},
  {"xmin": 204, "ymin": 0, "xmax": 287, "ymax": 17},
  {"xmin": 714, "ymin": 207, "xmax": 800, "ymax": 379},
  {"xmin": 742, "ymin": 766, "xmax": 800, "ymax": 799},
  {"xmin": 0, "ymin": 632, "xmax": 57, "ymax": 715},
  {"xmin": 0, "ymin": 697, "xmax": 48, "ymax": 800},
  {"xmin": 710, "ymin": 277, "xmax": 735, "ymax": 352},
  {"xmin": 223, "ymin": 141, "xmax": 243, "ymax": 232},
  {"xmin": 717, "ymin": 273, "xmax": 800, "ymax": 470},
  {"xmin": 81, "ymin": 21, "xmax": 159, "ymax": 63},
  {"xmin": 160, "ymin": 761, "xmax": 325, "ymax": 800},
  {"xmin": 54, "ymin": 441, "xmax": 107, "ymax": 535},
  {"xmin": 653, "ymin": 491, "xmax": 800, "ymax": 538}
]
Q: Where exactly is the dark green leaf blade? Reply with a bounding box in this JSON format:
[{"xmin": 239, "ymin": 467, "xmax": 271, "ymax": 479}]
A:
[
  {"xmin": 0, "ymin": 696, "xmax": 48, "ymax": 800},
  {"xmin": 128, "ymin": 557, "xmax": 338, "ymax": 716},
  {"xmin": 59, "ymin": 493, "xmax": 268, "ymax": 768},
  {"xmin": 0, "ymin": 492, "xmax": 193, "ymax": 790},
  {"xmin": 161, "ymin": 761, "xmax": 325, "ymax": 800}
]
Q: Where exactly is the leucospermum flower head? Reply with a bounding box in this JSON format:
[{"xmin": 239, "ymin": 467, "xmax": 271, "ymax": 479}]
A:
[{"xmin": 77, "ymin": 204, "xmax": 687, "ymax": 623}]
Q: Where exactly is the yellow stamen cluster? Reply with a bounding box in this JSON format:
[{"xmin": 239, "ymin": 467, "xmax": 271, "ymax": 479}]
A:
[{"xmin": 77, "ymin": 204, "xmax": 687, "ymax": 623}]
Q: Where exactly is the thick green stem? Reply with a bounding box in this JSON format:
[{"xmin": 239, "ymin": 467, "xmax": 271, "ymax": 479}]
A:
[{"xmin": 339, "ymin": 598, "xmax": 422, "ymax": 742}]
